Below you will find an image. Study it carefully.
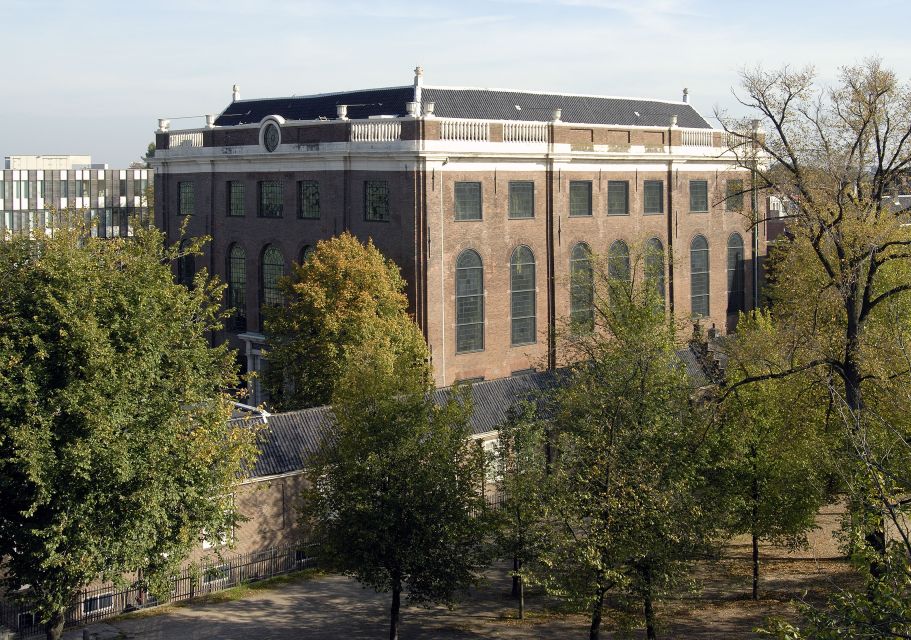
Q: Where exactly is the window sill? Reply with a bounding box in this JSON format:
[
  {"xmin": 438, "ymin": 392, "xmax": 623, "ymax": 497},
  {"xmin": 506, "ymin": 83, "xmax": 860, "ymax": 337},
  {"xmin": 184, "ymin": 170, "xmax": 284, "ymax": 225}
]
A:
[
  {"xmin": 568, "ymin": 214, "xmax": 593, "ymax": 218},
  {"xmin": 508, "ymin": 215, "xmax": 535, "ymax": 220},
  {"xmin": 643, "ymin": 211, "xmax": 664, "ymax": 215},
  {"xmin": 455, "ymin": 348, "xmax": 485, "ymax": 355},
  {"xmin": 606, "ymin": 212, "xmax": 630, "ymax": 216},
  {"xmin": 510, "ymin": 340, "xmax": 537, "ymax": 347},
  {"xmin": 364, "ymin": 218, "xmax": 391, "ymax": 223},
  {"xmin": 454, "ymin": 217, "xmax": 483, "ymax": 222}
]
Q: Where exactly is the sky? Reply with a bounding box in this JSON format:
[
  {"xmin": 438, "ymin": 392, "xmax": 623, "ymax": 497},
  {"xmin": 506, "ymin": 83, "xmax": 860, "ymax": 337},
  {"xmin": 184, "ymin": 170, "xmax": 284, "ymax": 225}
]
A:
[{"xmin": 3, "ymin": 0, "xmax": 911, "ymax": 167}]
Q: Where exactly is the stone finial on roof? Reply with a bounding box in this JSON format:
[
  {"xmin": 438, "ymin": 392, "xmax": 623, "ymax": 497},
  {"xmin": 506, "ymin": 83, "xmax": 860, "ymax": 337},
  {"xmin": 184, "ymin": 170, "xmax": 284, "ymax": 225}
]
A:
[
  {"xmin": 414, "ymin": 66, "xmax": 424, "ymax": 107},
  {"xmin": 682, "ymin": 87, "xmax": 689, "ymax": 103}
]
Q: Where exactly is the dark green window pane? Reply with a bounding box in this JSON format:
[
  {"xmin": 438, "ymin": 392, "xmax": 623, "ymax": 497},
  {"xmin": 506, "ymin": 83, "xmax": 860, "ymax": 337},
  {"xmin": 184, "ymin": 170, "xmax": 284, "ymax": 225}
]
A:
[
  {"xmin": 456, "ymin": 250, "xmax": 484, "ymax": 352},
  {"xmin": 509, "ymin": 181, "xmax": 534, "ymax": 218},
  {"xmin": 259, "ymin": 181, "xmax": 283, "ymax": 218},
  {"xmin": 727, "ymin": 233, "xmax": 745, "ymax": 312},
  {"xmin": 644, "ymin": 180, "xmax": 663, "ymax": 214},
  {"xmin": 365, "ymin": 180, "xmax": 390, "ymax": 221},
  {"xmin": 607, "ymin": 181, "xmax": 629, "ymax": 215},
  {"xmin": 569, "ymin": 181, "xmax": 592, "ymax": 216},
  {"xmin": 455, "ymin": 182, "xmax": 482, "ymax": 220},
  {"xmin": 690, "ymin": 235, "xmax": 709, "ymax": 316},
  {"xmin": 228, "ymin": 182, "xmax": 245, "ymax": 217},
  {"xmin": 690, "ymin": 180, "xmax": 708, "ymax": 213},
  {"xmin": 298, "ymin": 180, "xmax": 320, "ymax": 219},
  {"xmin": 510, "ymin": 246, "xmax": 536, "ymax": 345}
]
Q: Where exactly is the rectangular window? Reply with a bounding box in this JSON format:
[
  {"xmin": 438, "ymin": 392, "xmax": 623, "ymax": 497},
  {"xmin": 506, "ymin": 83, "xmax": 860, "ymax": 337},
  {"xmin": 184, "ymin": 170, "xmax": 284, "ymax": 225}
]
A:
[
  {"xmin": 297, "ymin": 180, "xmax": 320, "ymax": 219},
  {"xmin": 643, "ymin": 180, "xmax": 664, "ymax": 214},
  {"xmin": 97, "ymin": 182, "xmax": 106, "ymax": 200},
  {"xmin": 61, "ymin": 180, "xmax": 68, "ymax": 199},
  {"xmin": 258, "ymin": 181, "xmax": 283, "ymax": 218},
  {"xmin": 509, "ymin": 181, "xmax": 534, "ymax": 219},
  {"xmin": 37, "ymin": 180, "xmax": 45, "ymax": 199},
  {"xmin": 607, "ymin": 180, "xmax": 629, "ymax": 215},
  {"xmin": 178, "ymin": 182, "xmax": 194, "ymax": 216},
  {"xmin": 119, "ymin": 178, "xmax": 127, "ymax": 196},
  {"xmin": 690, "ymin": 180, "xmax": 709, "ymax": 212},
  {"xmin": 569, "ymin": 181, "xmax": 592, "ymax": 216},
  {"xmin": 454, "ymin": 181, "xmax": 482, "ymax": 220},
  {"xmin": 228, "ymin": 181, "xmax": 245, "ymax": 217},
  {"xmin": 83, "ymin": 593, "xmax": 114, "ymax": 615},
  {"xmin": 726, "ymin": 179, "xmax": 744, "ymax": 211},
  {"xmin": 77, "ymin": 180, "xmax": 89, "ymax": 198},
  {"xmin": 364, "ymin": 180, "xmax": 390, "ymax": 221}
]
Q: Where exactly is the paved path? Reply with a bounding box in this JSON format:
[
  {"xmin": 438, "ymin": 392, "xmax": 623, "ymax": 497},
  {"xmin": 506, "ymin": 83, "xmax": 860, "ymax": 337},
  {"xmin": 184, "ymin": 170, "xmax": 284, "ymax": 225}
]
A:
[{"xmin": 64, "ymin": 571, "xmax": 584, "ymax": 640}]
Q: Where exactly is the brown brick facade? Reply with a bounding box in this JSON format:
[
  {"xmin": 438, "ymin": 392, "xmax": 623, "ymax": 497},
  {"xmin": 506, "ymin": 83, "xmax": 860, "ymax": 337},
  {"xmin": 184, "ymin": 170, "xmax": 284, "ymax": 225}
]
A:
[{"xmin": 153, "ymin": 118, "xmax": 763, "ymax": 390}]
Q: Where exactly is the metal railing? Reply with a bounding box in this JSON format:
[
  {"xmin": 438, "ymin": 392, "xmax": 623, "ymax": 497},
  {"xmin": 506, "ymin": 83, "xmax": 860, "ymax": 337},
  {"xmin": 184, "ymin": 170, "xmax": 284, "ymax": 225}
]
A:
[{"xmin": 1, "ymin": 541, "xmax": 317, "ymax": 638}]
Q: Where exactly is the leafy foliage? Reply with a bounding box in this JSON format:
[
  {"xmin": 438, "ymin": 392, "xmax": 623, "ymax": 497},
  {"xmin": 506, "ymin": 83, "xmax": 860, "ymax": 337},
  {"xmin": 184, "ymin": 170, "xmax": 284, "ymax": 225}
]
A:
[
  {"xmin": 262, "ymin": 232, "xmax": 422, "ymax": 410},
  {"xmin": 715, "ymin": 311, "xmax": 833, "ymax": 598},
  {"xmin": 718, "ymin": 59, "xmax": 911, "ymax": 636},
  {"xmin": 523, "ymin": 254, "xmax": 725, "ymax": 639},
  {"xmin": 0, "ymin": 222, "xmax": 257, "ymax": 638},
  {"xmin": 301, "ymin": 326, "xmax": 489, "ymax": 640}
]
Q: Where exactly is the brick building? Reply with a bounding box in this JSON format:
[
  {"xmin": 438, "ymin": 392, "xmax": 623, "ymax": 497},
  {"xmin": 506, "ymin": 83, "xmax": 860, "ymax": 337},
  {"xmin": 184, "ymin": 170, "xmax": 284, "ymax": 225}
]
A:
[
  {"xmin": 151, "ymin": 68, "xmax": 764, "ymax": 396},
  {"xmin": 1, "ymin": 155, "xmax": 153, "ymax": 237}
]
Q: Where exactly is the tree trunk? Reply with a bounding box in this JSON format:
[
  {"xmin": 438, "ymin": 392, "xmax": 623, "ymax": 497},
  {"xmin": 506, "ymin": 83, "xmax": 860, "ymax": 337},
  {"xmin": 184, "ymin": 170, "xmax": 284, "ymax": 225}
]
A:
[
  {"xmin": 511, "ymin": 555, "xmax": 520, "ymax": 598},
  {"xmin": 589, "ymin": 586, "xmax": 605, "ymax": 640},
  {"xmin": 643, "ymin": 565, "xmax": 657, "ymax": 640},
  {"xmin": 45, "ymin": 608, "xmax": 65, "ymax": 640},
  {"xmin": 751, "ymin": 446, "xmax": 760, "ymax": 601},
  {"xmin": 389, "ymin": 585, "xmax": 401, "ymax": 640},
  {"xmin": 519, "ymin": 572, "xmax": 525, "ymax": 620},
  {"xmin": 752, "ymin": 531, "xmax": 760, "ymax": 601},
  {"xmin": 843, "ymin": 326, "xmax": 887, "ymax": 572}
]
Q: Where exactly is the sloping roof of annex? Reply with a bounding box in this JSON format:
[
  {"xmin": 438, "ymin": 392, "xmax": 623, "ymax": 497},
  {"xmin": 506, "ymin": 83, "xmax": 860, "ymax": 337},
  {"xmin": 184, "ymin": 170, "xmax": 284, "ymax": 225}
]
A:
[{"xmin": 247, "ymin": 344, "xmax": 714, "ymax": 482}]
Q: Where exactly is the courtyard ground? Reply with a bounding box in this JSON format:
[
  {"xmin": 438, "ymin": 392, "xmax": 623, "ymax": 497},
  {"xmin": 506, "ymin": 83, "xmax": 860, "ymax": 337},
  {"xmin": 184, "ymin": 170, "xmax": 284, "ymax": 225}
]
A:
[{"xmin": 63, "ymin": 504, "xmax": 853, "ymax": 640}]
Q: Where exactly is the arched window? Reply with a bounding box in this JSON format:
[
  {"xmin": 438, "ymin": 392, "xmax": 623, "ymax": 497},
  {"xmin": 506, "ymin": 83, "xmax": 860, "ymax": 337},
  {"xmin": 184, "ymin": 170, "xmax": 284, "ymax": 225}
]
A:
[
  {"xmin": 456, "ymin": 250, "xmax": 484, "ymax": 352},
  {"xmin": 690, "ymin": 235, "xmax": 710, "ymax": 317},
  {"xmin": 510, "ymin": 246, "xmax": 536, "ymax": 346},
  {"xmin": 177, "ymin": 240, "xmax": 195, "ymax": 288},
  {"xmin": 227, "ymin": 244, "xmax": 246, "ymax": 332},
  {"xmin": 261, "ymin": 246, "xmax": 285, "ymax": 310},
  {"xmin": 570, "ymin": 243, "xmax": 594, "ymax": 332},
  {"xmin": 299, "ymin": 245, "xmax": 315, "ymax": 264},
  {"xmin": 727, "ymin": 233, "xmax": 746, "ymax": 313},
  {"xmin": 645, "ymin": 237, "xmax": 666, "ymax": 308}
]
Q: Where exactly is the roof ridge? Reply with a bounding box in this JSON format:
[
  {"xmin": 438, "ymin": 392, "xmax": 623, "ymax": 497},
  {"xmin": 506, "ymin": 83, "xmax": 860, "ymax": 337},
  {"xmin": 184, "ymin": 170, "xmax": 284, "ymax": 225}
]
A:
[
  {"xmin": 228, "ymin": 85, "xmax": 412, "ymax": 105},
  {"xmin": 422, "ymin": 85, "xmax": 694, "ymax": 107}
]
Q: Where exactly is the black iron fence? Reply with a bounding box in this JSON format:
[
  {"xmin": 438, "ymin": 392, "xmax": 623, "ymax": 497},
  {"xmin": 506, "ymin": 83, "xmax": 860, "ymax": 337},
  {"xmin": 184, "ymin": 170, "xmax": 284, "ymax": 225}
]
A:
[{"xmin": 0, "ymin": 541, "xmax": 317, "ymax": 639}]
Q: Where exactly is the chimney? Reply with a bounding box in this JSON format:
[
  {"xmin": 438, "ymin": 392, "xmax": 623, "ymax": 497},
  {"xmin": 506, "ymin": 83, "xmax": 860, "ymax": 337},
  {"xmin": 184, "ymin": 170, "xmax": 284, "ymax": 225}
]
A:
[
  {"xmin": 682, "ymin": 88, "xmax": 689, "ymax": 103},
  {"xmin": 232, "ymin": 84, "xmax": 240, "ymax": 102},
  {"xmin": 336, "ymin": 104, "xmax": 348, "ymax": 120},
  {"xmin": 414, "ymin": 65, "xmax": 424, "ymax": 106}
]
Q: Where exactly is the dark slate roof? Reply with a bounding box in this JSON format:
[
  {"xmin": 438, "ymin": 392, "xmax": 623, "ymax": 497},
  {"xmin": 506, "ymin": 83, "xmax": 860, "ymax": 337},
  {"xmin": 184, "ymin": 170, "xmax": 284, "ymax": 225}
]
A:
[
  {"xmin": 215, "ymin": 87, "xmax": 415, "ymax": 126},
  {"xmin": 248, "ymin": 351, "xmax": 715, "ymax": 480},
  {"xmin": 249, "ymin": 405, "xmax": 331, "ymax": 479},
  {"xmin": 432, "ymin": 370, "xmax": 564, "ymax": 437},
  {"xmin": 214, "ymin": 86, "xmax": 711, "ymax": 129},
  {"xmin": 421, "ymin": 87, "xmax": 711, "ymax": 128}
]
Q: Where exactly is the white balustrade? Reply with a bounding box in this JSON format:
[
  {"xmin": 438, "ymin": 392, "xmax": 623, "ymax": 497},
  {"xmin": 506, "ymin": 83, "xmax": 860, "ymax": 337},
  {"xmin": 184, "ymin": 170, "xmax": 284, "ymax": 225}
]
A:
[
  {"xmin": 503, "ymin": 122, "xmax": 548, "ymax": 143},
  {"xmin": 169, "ymin": 131, "xmax": 204, "ymax": 149},
  {"xmin": 681, "ymin": 129, "xmax": 715, "ymax": 147},
  {"xmin": 441, "ymin": 119, "xmax": 490, "ymax": 142},
  {"xmin": 351, "ymin": 121, "xmax": 402, "ymax": 142}
]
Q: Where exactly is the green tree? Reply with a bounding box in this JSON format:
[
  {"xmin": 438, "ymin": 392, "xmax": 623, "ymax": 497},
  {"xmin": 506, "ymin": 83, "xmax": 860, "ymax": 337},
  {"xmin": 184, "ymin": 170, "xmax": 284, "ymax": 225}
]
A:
[
  {"xmin": 263, "ymin": 232, "xmax": 419, "ymax": 410},
  {"xmin": 494, "ymin": 401, "xmax": 550, "ymax": 620},
  {"xmin": 717, "ymin": 312, "xmax": 832, "ymax": 600},
  {"xmin": 300, "ymin": 325, "xmax": 490, "ymax": 640},
  {"xmin": 535, "ymin": 255, "xmax": 723, "ymax": 640},
  {"xmin": 718, "ymin": 59, "xmax": 911, "ymax": 636},
  {"xmin": 0, "ymin": 222, "xmax": 257, "ymax": 640}
]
